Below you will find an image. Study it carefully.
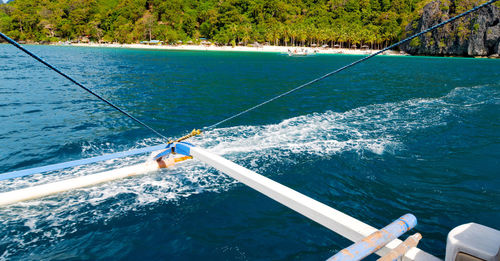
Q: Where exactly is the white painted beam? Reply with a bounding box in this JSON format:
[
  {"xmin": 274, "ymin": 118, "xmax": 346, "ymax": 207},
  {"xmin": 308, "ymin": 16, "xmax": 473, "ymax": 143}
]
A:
[{"xmin": 190, "ymin": 146, "xmax": 440, "ymax": 261}]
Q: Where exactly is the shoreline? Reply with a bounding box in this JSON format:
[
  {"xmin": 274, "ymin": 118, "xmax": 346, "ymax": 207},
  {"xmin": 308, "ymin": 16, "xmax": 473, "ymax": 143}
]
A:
[
  {"xmin": 58, "ymin": 42, "xmax": 405, "ymax": 56},
  {"xmin": 3, "ymin": 42, "xmax": 497, "ymax": 58}
]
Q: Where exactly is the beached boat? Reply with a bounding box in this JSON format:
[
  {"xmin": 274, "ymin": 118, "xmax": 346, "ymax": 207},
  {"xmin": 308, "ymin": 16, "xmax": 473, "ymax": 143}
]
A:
[{"xmin": 287, "ymin": 48, "xmax": 316, "ymax": 56}]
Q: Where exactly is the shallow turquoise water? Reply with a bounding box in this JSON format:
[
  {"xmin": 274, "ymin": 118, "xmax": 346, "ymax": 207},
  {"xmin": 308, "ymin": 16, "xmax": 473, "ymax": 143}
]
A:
[{"xmin": 0, "ymin": 44, "xmax": 499, "ymax": 260}]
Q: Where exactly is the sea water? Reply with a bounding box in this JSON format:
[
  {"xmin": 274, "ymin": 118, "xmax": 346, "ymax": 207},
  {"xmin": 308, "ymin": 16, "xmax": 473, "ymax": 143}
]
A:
[{"xmin": 0, "ymin": 45, "xmax": 499, "ymax": 260}]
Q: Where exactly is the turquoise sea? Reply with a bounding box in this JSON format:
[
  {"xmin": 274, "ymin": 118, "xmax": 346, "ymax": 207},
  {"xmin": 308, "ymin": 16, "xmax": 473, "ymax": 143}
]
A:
[{"xmin": 0, "ymin": 44, "xmax": 499, "ymax": 260}]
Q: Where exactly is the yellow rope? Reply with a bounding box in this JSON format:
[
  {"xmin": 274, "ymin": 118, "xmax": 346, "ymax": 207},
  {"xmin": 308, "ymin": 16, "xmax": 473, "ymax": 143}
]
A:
[{"xmin": 168, "ymin": 129, "xmax": 202, "ymax": 144}]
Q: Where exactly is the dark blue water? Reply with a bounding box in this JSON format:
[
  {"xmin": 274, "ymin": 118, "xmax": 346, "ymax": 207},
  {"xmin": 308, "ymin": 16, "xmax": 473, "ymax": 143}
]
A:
[{"xmin": 0, "ymin": 44, "xmax": 499, "ymax": 260}]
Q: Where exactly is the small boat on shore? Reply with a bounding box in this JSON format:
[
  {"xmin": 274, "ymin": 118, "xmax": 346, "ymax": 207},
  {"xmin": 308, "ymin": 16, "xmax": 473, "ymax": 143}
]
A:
[{"xmin": 287, "ymin": 48, "xmax": 316, "ymax": 56}]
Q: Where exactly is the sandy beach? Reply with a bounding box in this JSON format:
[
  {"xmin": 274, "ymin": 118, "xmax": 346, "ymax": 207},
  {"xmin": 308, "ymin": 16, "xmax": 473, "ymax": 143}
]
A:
[{"xmin": 65, "ymin": 42, "xmax": 405, "ymax": 56}]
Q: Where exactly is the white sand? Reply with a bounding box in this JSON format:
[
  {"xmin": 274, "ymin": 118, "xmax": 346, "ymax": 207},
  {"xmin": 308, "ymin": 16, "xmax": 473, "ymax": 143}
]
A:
[{"xmin": 65, "ymin": 42, "xmax": 405, "ymax": 56}]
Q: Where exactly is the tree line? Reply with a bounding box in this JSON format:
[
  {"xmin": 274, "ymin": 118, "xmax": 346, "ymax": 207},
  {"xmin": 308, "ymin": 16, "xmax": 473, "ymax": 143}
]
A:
[{"xmin": 0, "ymin": 0, "xmax": 456, "ymax": 49}]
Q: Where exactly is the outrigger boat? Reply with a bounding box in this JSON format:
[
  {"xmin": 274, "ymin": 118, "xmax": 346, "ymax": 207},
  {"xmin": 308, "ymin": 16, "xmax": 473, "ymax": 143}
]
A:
[{"xmin": 1, "ymin": 1, "xmax": 499, "ymax": 259}]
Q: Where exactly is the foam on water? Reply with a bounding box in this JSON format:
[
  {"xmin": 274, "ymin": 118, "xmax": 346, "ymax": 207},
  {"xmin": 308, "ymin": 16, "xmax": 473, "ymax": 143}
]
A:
[{"xmin": 0, "ymin": 85, "xmax": 497, "ymax": 259}]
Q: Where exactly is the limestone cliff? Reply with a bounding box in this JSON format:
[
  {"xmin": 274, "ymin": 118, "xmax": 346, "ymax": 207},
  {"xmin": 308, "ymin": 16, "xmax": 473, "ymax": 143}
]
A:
[{"xmin": 402, "ymin": 1, "xmax": 500, "ymax": 57}]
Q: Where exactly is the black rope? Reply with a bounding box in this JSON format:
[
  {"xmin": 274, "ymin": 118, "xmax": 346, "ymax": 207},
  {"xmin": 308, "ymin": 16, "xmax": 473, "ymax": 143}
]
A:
[
  {"xmin": 0, "ymin": 32, "xmax": 169, "ymax": 141},
  {"xmin": 204, "ymin": 0, "xmax": 498, "ymax": 130}
]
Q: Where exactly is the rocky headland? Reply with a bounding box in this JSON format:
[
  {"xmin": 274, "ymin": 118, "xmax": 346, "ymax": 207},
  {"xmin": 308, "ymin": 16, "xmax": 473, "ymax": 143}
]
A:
[{"xmin": 402, "ymin": 0, "xmax": 500, "ymax": 57}]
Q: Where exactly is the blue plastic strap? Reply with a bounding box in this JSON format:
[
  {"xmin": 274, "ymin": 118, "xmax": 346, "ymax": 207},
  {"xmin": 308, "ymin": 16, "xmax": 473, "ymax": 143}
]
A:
[
  {"xmin": 154, "ymin": 142, "xmax": 193, "ymax": 160},
  {"xmin": 0, "ymin": 144, "xmax": 169, "ymax": 181},
  {"xmin": 175, "ymin": 142, "xmax": 193, "ymax": 156},
  {"xmin": 153, "ymin": 143, "xmax": 175, "ymax": 160}
]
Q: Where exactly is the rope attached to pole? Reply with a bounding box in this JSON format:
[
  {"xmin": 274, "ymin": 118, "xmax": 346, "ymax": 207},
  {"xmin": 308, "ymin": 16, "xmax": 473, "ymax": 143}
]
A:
[
  {"xmin": 169, "ymin": 129, "xmax": 202, "ymax": 144},
  {"xmin": 0, "ymin": 32, "xmax": 169, "ymax": 141},
  {"xmin": 204, "ymin": 0, "xmax": 498, "ymax": 130}
]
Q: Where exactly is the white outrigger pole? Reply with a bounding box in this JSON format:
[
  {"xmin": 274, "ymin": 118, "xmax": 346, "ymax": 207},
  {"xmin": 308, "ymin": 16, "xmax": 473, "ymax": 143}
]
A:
[
  {"xmin": 0, "ymin": 141, "xmax": 440, "ymax": 261},
  {"xmin": 0, "ymin": 131, "xmax": 202, "ymax": 206},
  {"xmin": 187, "ymin": 144, "xmax": 440, "ymax": 261},
  {"xmin": 0, "ymin": 161, "xmax": 159, "ymax": 206}
]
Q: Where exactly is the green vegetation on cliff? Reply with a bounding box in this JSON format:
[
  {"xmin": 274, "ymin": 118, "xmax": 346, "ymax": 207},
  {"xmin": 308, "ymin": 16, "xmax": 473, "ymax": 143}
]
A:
[{"xmin": 0, "ymin": 0, "xmax": 495, "ymax": 48}]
